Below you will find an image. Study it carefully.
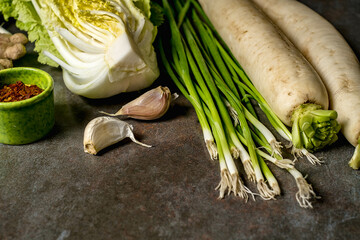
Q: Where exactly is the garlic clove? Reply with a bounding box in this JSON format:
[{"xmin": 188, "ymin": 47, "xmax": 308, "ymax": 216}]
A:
[
  {"xmin": 100, "ymin": 86, "xmax": 173, "ymax": 120},
  {"xmin": 83, "ymin": 116, "xmax": 151, "ymax": 155}
]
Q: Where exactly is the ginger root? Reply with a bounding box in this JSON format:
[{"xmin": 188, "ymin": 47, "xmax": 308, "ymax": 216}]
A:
[{"xmin": 0, "ymin": 32, "xmax": 28, "ymax": 69}]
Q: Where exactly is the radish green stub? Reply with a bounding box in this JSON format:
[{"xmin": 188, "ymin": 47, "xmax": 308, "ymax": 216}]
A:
[
  {"xmin": 349, "ymin": 140, "xmax": 360, "ymax": 170},
  {"xmin": 291, "ymin": 103, "xmax": 340, "ymax": 152}
]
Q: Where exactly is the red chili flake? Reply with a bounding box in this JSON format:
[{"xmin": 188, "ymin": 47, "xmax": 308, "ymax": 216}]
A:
[{"xmin": 0, "ymin": 81, "xmax": 43, "ymax": 102}]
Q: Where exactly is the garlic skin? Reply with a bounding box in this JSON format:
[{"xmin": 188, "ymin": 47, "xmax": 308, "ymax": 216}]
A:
[
  {"xmin": 101, "ymin": 86, "xmax": 172, "ymax": 120},
  {"xmin": 83, "ymin": 116, "xmax": 151, "ymax": 155}
]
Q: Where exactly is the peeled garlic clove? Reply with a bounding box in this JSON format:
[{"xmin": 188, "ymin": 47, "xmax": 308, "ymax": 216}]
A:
[
  {"xmin": 101, "ymin": 86, "xmax": 172, "ymax": 120},
  {"xmin": 83, "ymin": 116, "xmax": 151, "ymax": 155}
]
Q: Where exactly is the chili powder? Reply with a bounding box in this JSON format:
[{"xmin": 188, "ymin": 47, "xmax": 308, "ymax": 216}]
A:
[{"xmin": 0, "ymin": 81, "xmax": 43, "ymax": 102}]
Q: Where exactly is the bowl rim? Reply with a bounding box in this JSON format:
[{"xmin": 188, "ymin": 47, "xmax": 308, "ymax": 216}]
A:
[{"xmin": 0, "ymin": 67, "xmax": 54, "ymax": 109}]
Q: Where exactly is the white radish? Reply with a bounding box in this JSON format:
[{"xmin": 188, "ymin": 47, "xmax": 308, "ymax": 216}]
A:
[
  {"xmin": 198, "ymin": 0, "xmax": 340, "ymax": 153},
  {"xmin": 252, "ymin": 0, "xmax": 360, "ymax": 169}
]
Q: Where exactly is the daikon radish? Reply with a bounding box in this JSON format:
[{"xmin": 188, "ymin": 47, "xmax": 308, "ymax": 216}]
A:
[
  {"xmin": 252, "ymin": 0, "xmax": 360, "ymax": 169},
  {"xmin": 198, "ymin": 0, "xmax": 340, "ymax": 156}
]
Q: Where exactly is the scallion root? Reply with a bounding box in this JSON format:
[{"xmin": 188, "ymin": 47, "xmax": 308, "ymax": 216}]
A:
[
  {"xmin": 243, "ymin": 159, "xmax": 256, "ymax": 182},
  {"xmin": 295, "ymin": 177, "xmax": 318, "ymax": 209},
  {"xmin": 231, "ymin": 173, "xmax": 252, "ymax": 202},
  {"xmin": 270, "ymin": 140, "xmax": 283, "ymax": 157},
  {"xmin": 216, "ymin": 169, "xmax": 232, "ymax": 199},
  {"xmin": 206, "ymin": 140, "xmax": 218, "ymax": 161},
  {"xmin": 292, "ymin": 147, "xmax": 323, "ymax": 165},
  {"xmin": 230, "ymin": 146, "xmax": 240, "ymax": 160},
  {"xmin": 225, "ymin": 100, "xmax": 239, "ymax": 126},
  {"xmin": 302, "ymin": 149, "xmax": 324, "ymax": 165},
  {"xmin": 288, "ymin": 168, "xmax": 319, "ymax": 208},
  {"xmin": 257, "ymin": 179, "xmax": 277, "ymax": 200},
  {"xmin": 273, "ymin": 158, "xmax": 295, "ymax": 169},
  {"xmin": 270, "ymin": 181, "xmax": 281, "ymax": 196},
  {"xmin": 216, "ymin": 171, "xmax": 252, "ymax": 202},
  {"xmin": 258, "ymin": 149, "xmax": 295, "ymax": 169}
]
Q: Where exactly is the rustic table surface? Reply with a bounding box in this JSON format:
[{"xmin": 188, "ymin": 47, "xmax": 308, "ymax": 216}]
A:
[{"xmin": 1, "ymin": 0, "xmax": 359, "ymax": 239}]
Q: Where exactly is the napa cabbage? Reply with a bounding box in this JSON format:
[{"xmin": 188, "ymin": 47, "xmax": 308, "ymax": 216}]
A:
[{"xmin": 1, "ymin": 0, "xmax": 161, "ymax": 98}]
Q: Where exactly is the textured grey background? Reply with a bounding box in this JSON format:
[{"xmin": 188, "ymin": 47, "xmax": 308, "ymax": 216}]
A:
[{"xmin": 1, "ymin": 0, "xmax": 359, "ymax": 239}]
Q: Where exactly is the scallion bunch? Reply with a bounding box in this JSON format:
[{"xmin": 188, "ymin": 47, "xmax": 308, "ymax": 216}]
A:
[{"xmin": 158, "ymin": 0, "xmax": 318, "ymax": 208}]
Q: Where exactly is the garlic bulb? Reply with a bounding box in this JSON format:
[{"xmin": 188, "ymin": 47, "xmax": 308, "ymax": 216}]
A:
[
  {"xmin": 101, "ymin": 86, "xmax": 173, "ymax": 120},
  {"xmin": 83, "ymin": 116, "xmax": 151, "ymax": 155}
]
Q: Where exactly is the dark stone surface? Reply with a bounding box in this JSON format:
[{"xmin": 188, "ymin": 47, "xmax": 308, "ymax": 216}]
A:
[{"xmin": 1, "ymin": 0, "xmax": 359, "ymax": 239}]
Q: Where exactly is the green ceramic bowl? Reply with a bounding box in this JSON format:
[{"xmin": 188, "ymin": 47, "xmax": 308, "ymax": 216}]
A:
[{"xmin": 0, "ymin": 67, "xmax": 55, "ymax": 145}]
